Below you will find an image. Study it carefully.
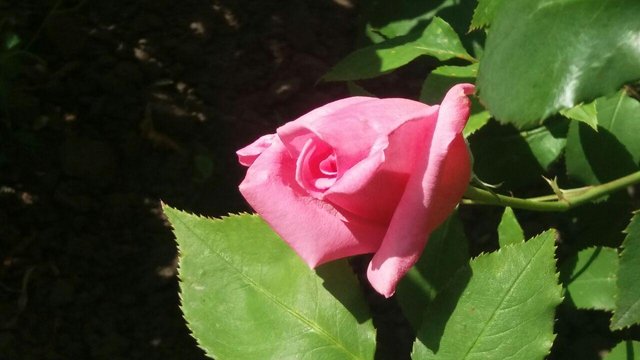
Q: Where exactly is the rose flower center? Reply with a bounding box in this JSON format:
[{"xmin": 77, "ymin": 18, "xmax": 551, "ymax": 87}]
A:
[{"xmin": 296, "ymin": 137, "xmax": 338, "ymax": 195}]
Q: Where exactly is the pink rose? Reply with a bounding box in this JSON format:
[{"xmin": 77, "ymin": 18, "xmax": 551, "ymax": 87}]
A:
[{"xmin": 237, "ymin": 84, "xmax": 474, "ymax": 297}]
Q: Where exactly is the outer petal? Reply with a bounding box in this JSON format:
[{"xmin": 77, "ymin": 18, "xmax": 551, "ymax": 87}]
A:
[
  {"xmin": 237, "ymin": 134, "xmax": 276, "ymax": 166},
  {"xmin": 239, "ymin": 137, "xmax": 387, "ymax": 267},
  {"xmin": 367, "ymin": 84, "xmax": 474, "ymax": 297}
]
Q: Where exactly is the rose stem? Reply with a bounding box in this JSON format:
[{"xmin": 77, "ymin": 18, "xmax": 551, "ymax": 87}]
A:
[{"xmin": 462, "ymin": 170, "xmax": 640, "ymax": 212}]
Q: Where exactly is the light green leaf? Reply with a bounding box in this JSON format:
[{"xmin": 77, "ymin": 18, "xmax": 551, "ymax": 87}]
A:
[
  {"xmin": 420, "ymin": 64, "xmax": 478, "ymax": 104},
  {"xmin": 470, "ymin": 0, "xmax": 505, "ymax": 30},
  {"xmin": 565, "ymin": 91, "xmax": 640, "ymax": 185},
  {"xmin": 560, "ymin": 100, "xmax": 598, "ymax": 131},
  {"xmin": 498, "ymin": 207, "xmax": 524, "ymax": 247},
  {"xmin": 419, "ymin": 64, "xmax": 489, "ymax": 137},
  {"xmin": 396, "ymin": 212, "xmax": 470, "ymax": 331},
  {"xmin": 611, "ymin": 212, "xmax": 640, "ymax": 330},
  {"xmin": 464, "ymin": 110, "xmax": 491, "ymax": 138},
  {"xmin": 324, "ymin": 17, "xmax": 474, "ymax": 82},
  {"xmin": 477, "ymin": 0, "xmax": 640, "ymax": 127},
  {"xmin": 413, "ymin": 230, "xmax": 562, "ymax": 359},
  {"xmin": 164, "ymin": 208, "xmax": 376, "ymax": 360},
  {"xmin": 604, "ymin": 341, "xmax": 640, "ymax": 360},
  {"xmin": 560, "ymin": 247, "xmax": 618, "ymax": 311}
]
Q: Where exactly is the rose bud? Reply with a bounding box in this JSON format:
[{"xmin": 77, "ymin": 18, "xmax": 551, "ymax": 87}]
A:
[{"xmin": 237, "ymin": 84, "xmax": 474, "ymax": 297}]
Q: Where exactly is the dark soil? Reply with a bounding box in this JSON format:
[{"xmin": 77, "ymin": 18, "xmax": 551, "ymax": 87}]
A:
[{"xmin": 0, "ymin": 0, "xmax": 358, "ymax": 358}]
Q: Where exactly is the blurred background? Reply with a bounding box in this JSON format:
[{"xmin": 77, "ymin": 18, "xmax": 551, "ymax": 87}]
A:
[{"xmin": 0, "ymin": 0, "xmax": 359, "ymax": 358}]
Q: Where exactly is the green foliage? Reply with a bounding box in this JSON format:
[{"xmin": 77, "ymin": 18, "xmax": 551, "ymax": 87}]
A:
[
  {"xmin": 396, "ymin": 212, "xmax": 470, "ymax": 331},
  {"xmin": 560, "ymin": 247, "xmax": 618, "ymax": 311},
  {"xmin": 469, "ymin": 0, "xmax": 504, "ymax": 30},
  {"xmin": 420, "ymin": 64, "xmax": 477, "ymax": 104},
  {"xmin": 611, "ymin": 213, "xmax": 640, "ymax": 330},
  {"xmin": 477, "ymin": 0, "xmax": 640, "ymax": 127},
  {"xmin": 164, "ymin": 208, "xmax": 376, "ymax": 360},
  {"xmin": 469, "ymin": 118, "xmax": 568, "ymax": 188},
  {"xmin": 497, "ymin": 207, "xmax": 524, "ymax": 247},
  {"xmin": 362, "ymin": 0, "xmax": 459, "ymax": 42},
  {"xmin": 323, "ymin": 17, "xmax": 474, "ymax": 82},
  {"xmin": 605, "ymin": 341, "xmax": 640, "ymax": 360},
  {"xmin": 412, "ymin": 231, "xmax": 562, "ymax": 359},
  {"xmin": 566, "ymin": 90, "xmax": 640, "ymax": 185},
  {"xmin": 560, "ymin": 100, "xmax": 598, "ymax": 131}
]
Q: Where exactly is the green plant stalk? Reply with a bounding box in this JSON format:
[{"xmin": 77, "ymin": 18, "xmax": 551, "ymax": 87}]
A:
[{"xmin": 463, "ymin": 171, "xmax": 640, "ymax": 212}]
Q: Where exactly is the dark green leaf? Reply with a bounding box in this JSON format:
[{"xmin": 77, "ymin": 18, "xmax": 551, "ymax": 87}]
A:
[
  {"xmin": 364, "ymin": 0, "xmax": 458, "ymax": 42},
  {"xmin": 498, "ymin": 207, "xmax": 524, "ymax": 247},
  {"xmin": 413, "ymin": 231, "xmax": 562, "ymax": 359},
  {"xmin": 396, "ymin": 212, "xmax": 469, "ymax": 331},
  {"xmin": 324, "ymin": 17, "xmax": 474, "ymax": 82},
  {"xmin": 560, "ymin": 247, "xmax": 618, "ymax": 311},
  {"xmin": 565, "ymin": 91, "xmax": 640, "ymax": 185},
  {"xmin": 611, "ymin": 212, "xmax": 640, "ymax": 330},
  {"xmin": 469, "ymin": 118, "xmax": 568, "ymax": 189},
  {"xmin": 477, "ymin": 0, "xmax": 640, "ymax": 127},
  {"xmin": 165, "ymin": 208, "xmax": 376, "ymax": 360}
]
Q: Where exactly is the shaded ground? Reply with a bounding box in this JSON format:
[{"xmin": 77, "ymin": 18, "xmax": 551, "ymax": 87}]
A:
[{"xmin": 0, "ymin": 0, "xmax": 357, "ymax": 358}]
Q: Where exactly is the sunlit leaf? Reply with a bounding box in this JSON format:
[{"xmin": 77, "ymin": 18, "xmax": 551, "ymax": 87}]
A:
[
  {"xmin": 165, "ymin": 208, "xmax": 376, "ymax": 360},
  {"xmin": 323, "ymin": 17, "xmax": 474, "ymax": 82},
  {"xmin": 498, "ymin": 207, "xmax": 524, "ymax": 247},
  {"xmin": 611, "ymin": 212, "xmax": 640, "ymax": 330},
  {"xmin": 566, "ymin": 91, "xmax": 640, "ymax": 185},
  {"xmin": 560, "ymin": 247, "xmax": 618, "ymax": 311},
  {"xmin": 560, "ymin": 100, "xmax": 598, "ymax": 131},
  {"xmin": 477, "ymin": 0, "xmax": 640, "ymax": 127},
  {"xmin": 470, "ymin": 0, "xmax": 505, "ymax": 30},
  {"xmin": 604, "ymin": 341, "xmax": 640, "ymax": 360},
  {"xmin": 396, "ymin": 212, "xmax": 469, "ymax": 331},
  {"xmin": 413, "ymin": 231, "xmax": 562, "ymax": 359}
]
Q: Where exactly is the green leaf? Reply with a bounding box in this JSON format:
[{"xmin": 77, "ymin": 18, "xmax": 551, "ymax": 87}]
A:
[
  {"xmin": 413, "ymin": 230, "xmax": 562, "ymax": 359},
  {"xmin": 470, "ymin": 0, "xmax": 505, "ymax": 30},
  {"xmin": 604, "ymin": 341, "xmax": 640, "ymax": 360},
  {"xmin": 560, "ymin": 247, "xmax": 618, "ymax": 311},
  {"xmin": 324, "ymin": 17, "xmax": 474, "ymax": 82},
  {"xmin": 464, "ymin": 110, "xmax": 491, "ymax": 138},
  {"xmin": 346, "ymin": 82, "xmax": 375, "ymax": 97},
  {"xmin": 364, "ymin": 0, "xmax": 459, "ymax": 42},
  {"xmin": 469, "ymin": 118, "xmax": 568, "ymax": 189},
  {"xmin": 3, "ymin": 33, "xmax": 20, "ymax": 50},
  {"xmin": 420, "ymin": 64, "xmax": 477, "ymax": 104},
  {"xmin": 611, "ymin": 212, "xmax": 640, "ymax": 330},
  {"xmin": 396, "ymin": 212, "xmax": 470, "ymax": 331},
  {"xmin": 164, "ymin": 208, "xmax": 376, "ymax": 360},
  {"xmin": 566, "ymin": 91, "xmax": 640, "ymax": 185},
  {"xmin": 418, "ymin": 64, "xmax": 489, "ymax": 137},
  {"xmin": 498, "ymin": 207, "xmax": 524, "ymax": 247},
  {"xmin": 560, "ymin": 100, "xmax": 598, "ymax": 131},
  {"xmin": 477, "ymin": 0, "xmax": 640, "ymax": 127}
]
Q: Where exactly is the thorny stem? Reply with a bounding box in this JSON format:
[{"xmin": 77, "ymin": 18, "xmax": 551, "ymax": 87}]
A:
[{"xmin": 462, "ymin": 171, "xmax": 640, "ymax": 212}]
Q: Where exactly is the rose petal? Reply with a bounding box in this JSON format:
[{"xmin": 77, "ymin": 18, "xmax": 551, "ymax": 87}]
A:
[
  {"xmin": 325, "ymin": 106, "xmax": 439, "ymax": 223},
  {"xmin": 239, "ymin": 136, "xmax": 387, "ymax": 267},
  {"xmin": 367, "ymin": 83, "xmax": 474, "ymax": 297},
  {"xmin": 237, "ymin": 134, "xmax": 276, "ymax": 167},
  {"xmin": 278, "ymin": 98, "xmax": 439, "ymax": 178}
]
